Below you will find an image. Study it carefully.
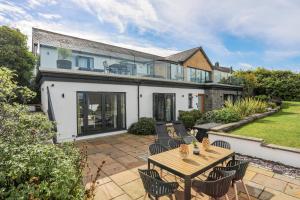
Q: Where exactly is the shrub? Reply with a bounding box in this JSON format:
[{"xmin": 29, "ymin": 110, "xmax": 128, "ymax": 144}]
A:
[
  {"xmin": 0, "ymin": 67, "xmax": 85, "ymax": 199},
  {"xmin": 268, "ymin": 102, "xmax": 277, "ymax": 109},
  {"xmin": 224, "ymin": 98, "xmax": 268, "ymax": 118},
  {"xmin": 180, "ymin": 114, "xmax": 195, "ymax": 129},
  {"xmin": 214, "ymin": 108, "xmax": 241, "ymax": 123},
  {"xmin": 0, "ymin": 143, "xmax": 84, "ymax": 199},
  {"xmin": 178, "ymin": 109, "xmax": 203, "ymax": 128},
  {"xmin": 255, "ymin": 95, "xmax": 270, "ymax": 102},
  {"xmin": 128, "ymin": 117, "xmax": 155, "ymax": 135},
  {"xmin": 196, "ymin": 110, "xmax": 216, "ymax": 124}
]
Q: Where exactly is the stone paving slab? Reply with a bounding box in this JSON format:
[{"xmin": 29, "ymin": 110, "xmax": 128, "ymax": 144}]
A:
[{"xmin": 78, "ymin": 133, "xmax": 300, "ymax": 200}]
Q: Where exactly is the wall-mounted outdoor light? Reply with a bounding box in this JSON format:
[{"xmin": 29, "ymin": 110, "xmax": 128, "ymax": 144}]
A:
[
  {"xmin": 62, "ymin": 93, "xmax": 65, "ymax": 98},
  {"xmin": 182, "ymin": 95, "xmax": 184, "ymax": 97},
  {"xmin": 51, "ymin": 84, "xmax": 54, "ymax": 87},
  {"xmin": 140, "ymin": 94, "xmax": 143, "ymax": 98}
]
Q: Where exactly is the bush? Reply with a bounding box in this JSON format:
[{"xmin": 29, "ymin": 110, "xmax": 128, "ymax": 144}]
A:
[
  {"xmin": 0, "ymin": 143, "xmax": 84, "ymax": 199},
  {"xmin": 128, "ymin": 117, "xmax": 156, "ymax": 135},
  {"xmin": 0, "ymin": 67, "xmax": 85, "ymax": 199},
  {"xmin": 224, "ymin": 98, "xmax": 268, "ymax": 118},
  {"xmin": 255, "ymin": 95, "xmax": 269, "ymax": 102},
  {"xmin": 196, "ymin": 110, "xmax": 216, "ymax": 124},
  {"xmin": 178, "ymin": 109, "xmax": 203, "ymax": 128},
  {"xmin": 180, "ymin": 114, "xmax": 195, "ymax": 129},
  {"xmin": 214, "ymin": 108, "xmax": 241, "ymax": 123}
]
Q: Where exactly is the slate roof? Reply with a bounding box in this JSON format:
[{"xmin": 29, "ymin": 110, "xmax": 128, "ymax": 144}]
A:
[
  {"xmin": 32, "ymin": 28, "xmax": 163, "ymax": 61},
  {"xmin": 32, "ymin": 28, "xmax": 213, "ymax": 66},
  {"xmin": 213, "ymin": 65, "xmax": 232, "ymax": 73}
]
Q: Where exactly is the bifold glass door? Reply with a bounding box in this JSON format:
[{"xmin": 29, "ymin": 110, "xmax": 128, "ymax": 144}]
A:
[
  {"xmin": 153, "ymin": 93, "xmax": 176, "ymax": 122},
  {"xmin": 77, "ymin": 92, "xmax": 126, "ymax": 136}
]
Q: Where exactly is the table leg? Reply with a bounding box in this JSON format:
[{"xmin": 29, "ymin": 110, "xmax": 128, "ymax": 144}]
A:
[{"xmin": 184, "ymin": 176, "xmax": 191, "ymax": 200}]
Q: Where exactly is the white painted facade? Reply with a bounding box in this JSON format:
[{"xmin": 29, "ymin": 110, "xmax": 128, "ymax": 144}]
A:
[{"xmin": 41, "ymin": 80, "xmax": 204, "ymax": 141}]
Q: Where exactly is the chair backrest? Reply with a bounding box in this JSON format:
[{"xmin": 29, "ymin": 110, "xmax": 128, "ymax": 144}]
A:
[
  {"xmin": 226, "ymin": 160, "xmax": 250, "ymax": 181},
  {"xmin": 173, "ymin": 121, "xmax": 188, "ymax": 137},
  {"xmin": 155, "ymin": 122, "xmax": 172, "ymax": 148},
  {"xmin": 168, "ymin": 138, "xmax": 185, "ymax": 149},
  {"xmin": 196, "ymin": 170, "xmax": 236, "ymax": 198},
  {"xmin": 211, "ymin": 140, "xmax": 231, "ymax": 149},
  {"xmin": 149, "ymin": 143, "xmax": 167, "ymax": 155},
  {"xmin": 138, "ymin": 169, "xmax": 167, "ymax": 197}
]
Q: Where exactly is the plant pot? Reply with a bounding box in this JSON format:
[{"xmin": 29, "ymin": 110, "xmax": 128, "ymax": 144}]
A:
[
  {"xmin": 193, "ymin": 146, "xmax": 200, "ymax": 155},
  {"xmin": 57, "ymin": 59, "xmax": 72, "ymax": 69}
]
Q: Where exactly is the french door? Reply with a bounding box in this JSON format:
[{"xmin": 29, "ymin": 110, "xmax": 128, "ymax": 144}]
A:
[
  {"xmin": 153, "ymin": 93, "xmax": 176, "ymax": 122},
  {"xmin": 77, "ymin": 92, "xmax": 126, "ymax": 136}
]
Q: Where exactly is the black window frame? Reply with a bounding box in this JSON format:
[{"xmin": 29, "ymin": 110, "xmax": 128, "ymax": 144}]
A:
[
  {"xmin": 76, "ymin": 91, "xmax": 126, "ymax": 136},
  {"xmin": 152, "ymin": 93, "xmax": 176, "ymax": 122},
  {"xmin": 188, "ymin": 93, "xmax": 193, "ymax": 109}
]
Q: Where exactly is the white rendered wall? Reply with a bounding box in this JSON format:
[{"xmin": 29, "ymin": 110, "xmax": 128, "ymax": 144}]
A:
[
  {"xmin": 209, "ymin": 133, "xmax": 300, "ymax": 168},
  {"xmin": 139, "ymin": 86, "xmax": 204, "ymax": 119},
  {"xmin": 41, "ymin": 81, "xmax": 138, "ymax": 141},
  {"xmin": 41, "ymin": 81, "xmax": 205, "ymax": 141}
]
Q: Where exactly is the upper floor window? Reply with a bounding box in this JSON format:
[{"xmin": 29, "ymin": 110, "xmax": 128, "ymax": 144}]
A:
[
  {"xmin": 76, "ymin": 56, "xmax": 94, "ymax": 69},
  {"xmin": 170, "ymin": 64, "xmax": 184, "ymax": 81}
]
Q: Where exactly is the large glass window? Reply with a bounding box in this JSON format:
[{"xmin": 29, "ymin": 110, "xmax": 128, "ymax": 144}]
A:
[
  {"xmin": 153, "ymin": 93, "xmax": 176, "ymax": 122},
  {"xmin": 187, "ymin": 67, "xmax": 211, "ymax": 83},
  {"xmin": 170, "ymin": 64, "xmax": 184, "ymax": 81},
  {"xmin": 77, "ymin": 92, "xmax": 126, "ymax": 136}
]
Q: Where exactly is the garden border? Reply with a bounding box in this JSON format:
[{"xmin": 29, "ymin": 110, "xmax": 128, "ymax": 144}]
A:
[{"xmin": 210, "ymin": 107, "xmax": 280, "ymax": 132}]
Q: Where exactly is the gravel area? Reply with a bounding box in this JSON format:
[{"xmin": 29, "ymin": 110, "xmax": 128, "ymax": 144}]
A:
[{"xmin": 236, "ymin": 153, "xmax": 300, "ymax": 179}]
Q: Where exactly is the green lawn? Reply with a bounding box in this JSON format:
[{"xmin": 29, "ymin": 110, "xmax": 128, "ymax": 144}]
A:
[{"xmin": 231, "ymin": 101, "xmax": 300, "ymax": 148}]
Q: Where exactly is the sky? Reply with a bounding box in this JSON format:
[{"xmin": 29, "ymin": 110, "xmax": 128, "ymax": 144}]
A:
[{"xmin": 1, "ymin": 0, "xmax": 300, "ymax": 72}]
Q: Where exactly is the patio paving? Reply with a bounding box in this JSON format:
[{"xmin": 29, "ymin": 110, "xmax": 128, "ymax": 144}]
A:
[{"xmin": 77, "ymin": 133, "xmax": 300, "ymax": 200}]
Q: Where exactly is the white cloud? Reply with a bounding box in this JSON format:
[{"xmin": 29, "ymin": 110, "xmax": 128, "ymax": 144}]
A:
[
  {"xmin": 0, "ymin": 1, "xmax": 176, "ymax": 56},
  {"xmin": 27, "ymin": 0, "xmax": 57, "ymax": 8},
  {"xmin": 72, "ymin": 0, "xmax": 160, "ymax": 33},
  {"xmin": 38, "ymin": 13, "xmax": 61, "ymax": 20}
]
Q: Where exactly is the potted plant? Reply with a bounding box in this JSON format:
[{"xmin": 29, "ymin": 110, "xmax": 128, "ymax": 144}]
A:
[{"xmin": 57, "ymin": 47, "xmax": 72, "ymax": 69}]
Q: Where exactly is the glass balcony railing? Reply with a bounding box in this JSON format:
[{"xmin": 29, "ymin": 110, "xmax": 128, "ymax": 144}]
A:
[{"xmin": 38, "ymin": 46, "xmax": 211, "ymax": 83}]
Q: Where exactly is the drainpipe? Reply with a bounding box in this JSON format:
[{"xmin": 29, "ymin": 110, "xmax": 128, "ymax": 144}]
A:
[{"xmin": 137, "ymin": 82, "xmax": 140, "ymax": 119}]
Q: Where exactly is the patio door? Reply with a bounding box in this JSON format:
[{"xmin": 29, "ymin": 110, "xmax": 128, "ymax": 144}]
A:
[
  {"xmin": 153, "ymin": 93, "xmax": 176, "ymax": 122},
  {"xmin": 77, "ymin": 92, "xmax": 126, "ymax": 136}
]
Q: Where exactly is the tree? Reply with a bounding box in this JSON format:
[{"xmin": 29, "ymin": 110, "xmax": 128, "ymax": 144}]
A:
[
  {"xmin": 233, "ymin": 70, "xmax": 257, "ymax": 97},
  {"xmin": 0, "ymin": 26, "xmax": 35, "ymax": 87}
]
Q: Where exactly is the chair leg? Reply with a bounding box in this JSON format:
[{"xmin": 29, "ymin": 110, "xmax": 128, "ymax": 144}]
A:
[
  {"xmin": 225, "ymin": 194, "xmax": 230, "ymax": 200},
  {"xmin": 234, "ymin": 182, "xmax": 239, "ymax": 200},
  {"xmin": 241, "ymin": 180, "xmax": 251, "ymax": 200}
]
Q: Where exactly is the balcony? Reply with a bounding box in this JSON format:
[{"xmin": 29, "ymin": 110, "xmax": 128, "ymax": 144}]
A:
[{"xmin": 38, "ymin": 46, "xmax": 212, "ymax": 83}]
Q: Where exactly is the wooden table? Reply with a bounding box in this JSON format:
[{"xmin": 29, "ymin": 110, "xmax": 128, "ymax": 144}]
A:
[{"xmin": 148, "ymin": 144, "xmax": 235, "ymax": 200}]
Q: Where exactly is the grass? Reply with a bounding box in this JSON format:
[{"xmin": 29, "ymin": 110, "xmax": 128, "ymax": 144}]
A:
[{"xmin": 230, "ymin": 101, "xmax": 300, "ymax": 148}]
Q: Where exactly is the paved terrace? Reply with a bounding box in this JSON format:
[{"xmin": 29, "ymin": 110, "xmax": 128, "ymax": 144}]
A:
[{"xmin": 77, "ymin": 134, "xmax": 300, "ymax": 200}]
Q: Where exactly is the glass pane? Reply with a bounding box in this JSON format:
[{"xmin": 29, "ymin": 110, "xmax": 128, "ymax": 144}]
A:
[
  {"xmin": 87, "ymin": 93, "xmax": 103, "ymax": 130},
  {"xmin": 165, "ymin": 95, "xmax": 173, "ymax": 121},
  {"xmin": 119, "ymin": 94, "xmax": 126, "ymax": 128},
  {"xmin": 104, "ymin": 94, "xmax": 118, "ymax": 129},
  {"xmin": 77, "ymin": 93, "xmax": 84, "ymax": 135}
]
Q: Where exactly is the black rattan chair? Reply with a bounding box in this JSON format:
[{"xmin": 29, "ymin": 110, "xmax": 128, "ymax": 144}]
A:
[
  {"xmin": 192, "ymin": 170, "xmax": 236, "ymax": 200},
  {"xmin": 173, "ymin": 121, "xmax": 197, "ymax": 144},
  {"xmin": 211, "ymin": 140, "xmax": 231, "ymax": 149},
  {"xmin": 155, "ymin": 122, "xmax": 172, "ymax": 148},
  {"xmin": 149, "ymin": 143, "xmax": 168, "ymax": 155},
  {"xmin": 168, "ymin": 138, "xmax": 185, "ymax": 149},
  {"xmin": 214, "ymin": 160, "xmax": 250, "ymax": 200},
  {"xmin": 138, "ymin": 169, "xmax": 179, "ymax": 200}
]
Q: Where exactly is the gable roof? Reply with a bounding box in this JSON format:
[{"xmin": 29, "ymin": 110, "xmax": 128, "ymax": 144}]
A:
[{"xmin": 165, "ymin": 47, "xmax": 213, "ymax": 67}]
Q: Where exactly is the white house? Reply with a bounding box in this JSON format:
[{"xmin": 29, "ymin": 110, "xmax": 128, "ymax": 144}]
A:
[{"xmin": 33, "ymin": 28, "xmax": 242, "ymax": 142}]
